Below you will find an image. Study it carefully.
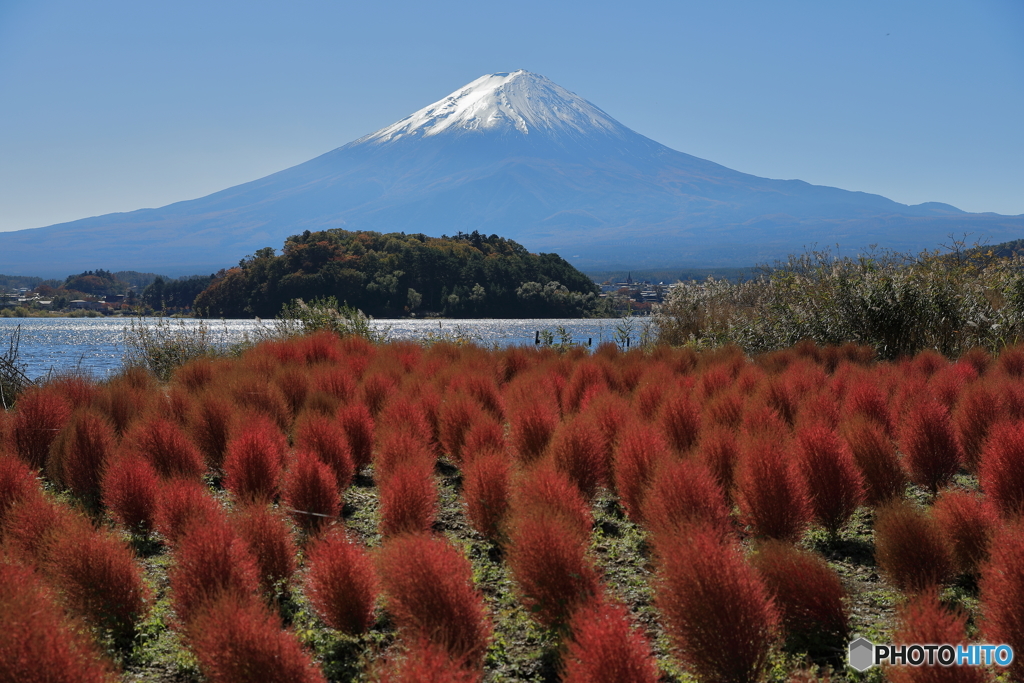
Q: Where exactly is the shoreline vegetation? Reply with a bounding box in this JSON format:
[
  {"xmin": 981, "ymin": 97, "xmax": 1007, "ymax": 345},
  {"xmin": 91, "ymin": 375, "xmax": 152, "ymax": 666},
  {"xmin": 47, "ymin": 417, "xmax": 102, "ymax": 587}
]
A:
[{"xmin": 1, "ymin": 322, "xmax": 1022, "ymax": 682}]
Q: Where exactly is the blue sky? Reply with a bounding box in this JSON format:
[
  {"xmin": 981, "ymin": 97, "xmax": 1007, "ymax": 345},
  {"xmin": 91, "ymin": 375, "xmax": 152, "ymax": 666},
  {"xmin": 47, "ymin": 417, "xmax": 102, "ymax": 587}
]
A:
[{"xmin": 1, "ymin": 0, "xmax": 1022, "ymax": 233}]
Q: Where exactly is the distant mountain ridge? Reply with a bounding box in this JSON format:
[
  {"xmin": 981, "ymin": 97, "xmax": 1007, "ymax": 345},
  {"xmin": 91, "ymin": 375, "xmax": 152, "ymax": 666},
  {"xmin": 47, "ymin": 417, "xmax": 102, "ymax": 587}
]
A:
[{"xmin": 1, "ymin": 70, "xmax": 1021, "ymax": 277}]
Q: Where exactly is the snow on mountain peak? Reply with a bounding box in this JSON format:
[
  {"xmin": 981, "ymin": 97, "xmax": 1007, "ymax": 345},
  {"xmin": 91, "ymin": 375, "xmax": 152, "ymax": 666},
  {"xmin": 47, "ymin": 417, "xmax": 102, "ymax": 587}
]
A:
[{"xmin": 360, "ymin": 70, "xmax": 626, "ymax": 144}]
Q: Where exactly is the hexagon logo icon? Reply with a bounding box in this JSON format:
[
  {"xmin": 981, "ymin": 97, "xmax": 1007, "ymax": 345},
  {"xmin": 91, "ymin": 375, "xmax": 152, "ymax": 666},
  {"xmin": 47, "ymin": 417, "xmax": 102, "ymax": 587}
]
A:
[{"xmin": 849, "ymin": 637, "xmax": 875, "ymax": 672}]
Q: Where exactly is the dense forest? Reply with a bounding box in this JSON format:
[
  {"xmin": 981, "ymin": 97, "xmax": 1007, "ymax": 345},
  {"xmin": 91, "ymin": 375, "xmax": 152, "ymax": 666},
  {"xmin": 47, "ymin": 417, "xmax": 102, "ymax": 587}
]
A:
[{"xmin": 193, "ymin": 229, "xmax": 605, "ymax": 318}]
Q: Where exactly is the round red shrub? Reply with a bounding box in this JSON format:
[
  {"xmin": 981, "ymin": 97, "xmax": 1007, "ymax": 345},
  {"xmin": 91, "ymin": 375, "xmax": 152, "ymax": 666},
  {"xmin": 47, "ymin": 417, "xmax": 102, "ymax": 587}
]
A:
[
  {"xmin": 294, "ymin": 412, "xmax": 354, "ymax": 491},
  {"xmin": 304, "ymin": 529, "xmax": 378, "ymax": 635},
  {"xmin": 657, "ymin": 387, "xmax": 702, "ymax": 454},
  {"xmin": 378, "ymin": 639, "xmax": 480, "ymax": 682},
  {"xmin": 932, "ymin": 489, "xmax": 998, "ymax": 576},
  {"xmin": 513, "ymin": 464, "xmax": 593, "ymax": 541},
  {"xmin": 841, "ymin": 416, "xmax": 907, "ymax": 506},
  {"xmin": 642, "ymin": 458, "xmax": 732, "ymax": 542},
  {"xmin": 11, "ymin": 386, "xmax": 72, "ymax": 469},
  {"xmin": 283, "ymin": 450, "xmax": 340, "ymax": 534},
  {"xmin": 462, "ymin": 450, "xmax": 512, "ymax": 541},
  {"xmin": 695, "ymin": 425, "xmax": 741, "ymax": 503},
  {"xmin": 953, "ymin": 382, "xmax": 1002, "ymax": 471},
  {"xmin": 377, "ymin": 535, "xmax": 492, "ymax": 666},
  {"xmin": 507, "ymin": 511, "xmax": 601, "ymax": 629},
  {"xmin": 188, "ymin": 393, "xmax": 236, "ymax": 470},
  {"xmin": 548, "ymin": 418, "xmax": 605, "ymax": 500},
  {"xmin": 751, "ymin": 540, "xmax": 848, "ymax": 645},
  {"xmin": 979, "ymin": 522, "xmax": 1024, "ymax": 683},
  {"xmin": 337, "ymin": 403, "xmax": 375, "ymax": 470},
  {"xmin": 562, "ymin": 599, "xmax": 660, "ymax": 683},
  {"xmin": 102, "ymin": 454, "xmax": 160, "ymax": 532},
  {"xmin": 978, "ymin": 419, "xmax": 1024, "ymax": 518},
  {"xmin": 795, "ymin": 423, "xmax": 864, "ymax": 534},
  {"xmin": 232, "ymin": 504, "xmax": 297, "ymax": 595},
  {"xmin": 874, "ymin": 501, "xmax": 953, "ymax": 593},
  {"xmin": 379, "ymin": 460, "xmax": 436, "ymax": 537},
  {"xmin": 612, "ymin": 422, "xmax": 670, "ymax": 523},
  {"xmin": 47, "ymin": 409, "xmax": 116, "ymax": 502},
  {"xmin": 45, "ymin": 518, "xmax": 151, "ymax": 637},
  {"xmin": 437, "ymin": 394, "xmax": 483, "ymax": 464},
  {"xmin": 0, "ymin": 452, "xmax": 39, "ymax": 528},
  {"xmin": 170, "ymin": 518, "xmax": 261, "ymax": 627},
  {"xmin": 655, "ymin": 526, "xmax": 780, "ymax": 683},
  {"xmin": 188, "ymin": 594, "xmax": 327, "ymax": 683},
  {"xmin": 0, "ymin": 561, "xmax": 115, "ymax": 683},
  {"xmin": 124, "ymin": 416, "xmax": 206, "ymax": 480},
  {"xmin": 736, "ymin": 437, "xmax": 811, "ymax": 541},
  {"xmin": 899, "ymin": 400, "xmax": 962, "ymax": 493},
  {"xmin": 508, "ymin": 400, "xmax": 558, "ymax": 463},
  {"xmin": 223, "ymin": 415, "xmax": 287, "ymax": 504},
  {"xmin": 889, "ymin": 594, "xmax": 986, "ymax": 683},
  {"xmin": 155, "ymin": 478, "xmax": 224, "ymax": 545}
]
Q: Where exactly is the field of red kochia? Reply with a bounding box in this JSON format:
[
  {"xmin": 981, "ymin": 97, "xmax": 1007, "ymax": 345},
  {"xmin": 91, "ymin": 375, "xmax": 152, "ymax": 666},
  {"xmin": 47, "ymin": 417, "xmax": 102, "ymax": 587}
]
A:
[{"xmin": 1, "ymin": 333, "xmax": 1023, "ymax": 682}]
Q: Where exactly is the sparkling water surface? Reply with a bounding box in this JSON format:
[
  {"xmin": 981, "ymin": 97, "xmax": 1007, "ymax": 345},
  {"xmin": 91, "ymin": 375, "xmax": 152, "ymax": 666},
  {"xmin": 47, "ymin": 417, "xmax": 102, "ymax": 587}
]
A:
[{"xmin": 0, "ymin": 317, "xmax": 640, "ymax": 380}]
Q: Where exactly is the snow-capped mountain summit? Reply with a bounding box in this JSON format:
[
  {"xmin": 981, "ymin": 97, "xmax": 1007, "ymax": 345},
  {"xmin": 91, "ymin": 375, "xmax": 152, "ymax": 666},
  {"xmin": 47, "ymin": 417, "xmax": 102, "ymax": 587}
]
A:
[
  {"xmin": 359, "ymin": 70, "xmax": 625, "ymax": 143},
  {"xmin": 1, "ymin": 70, "xmax": 1020, "ymax": 277}
]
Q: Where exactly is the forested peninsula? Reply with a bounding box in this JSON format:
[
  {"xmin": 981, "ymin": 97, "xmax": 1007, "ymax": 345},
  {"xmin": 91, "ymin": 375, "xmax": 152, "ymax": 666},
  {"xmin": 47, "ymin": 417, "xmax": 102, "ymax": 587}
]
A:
[{"xmin": 193, "ymin": 229, "xmax": 606, "ymax": 319}]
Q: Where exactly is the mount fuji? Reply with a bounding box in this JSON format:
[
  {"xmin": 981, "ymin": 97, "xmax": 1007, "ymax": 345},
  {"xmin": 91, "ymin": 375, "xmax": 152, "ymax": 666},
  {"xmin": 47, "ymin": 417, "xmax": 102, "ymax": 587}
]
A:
[{"xmin": 3, "ymin": 70, "xmax": 1023, "ymax": 277}]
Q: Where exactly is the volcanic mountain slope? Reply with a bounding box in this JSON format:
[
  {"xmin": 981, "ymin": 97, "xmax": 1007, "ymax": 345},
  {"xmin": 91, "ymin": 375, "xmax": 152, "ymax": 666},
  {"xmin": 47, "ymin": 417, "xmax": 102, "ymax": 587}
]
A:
[{"xmin": 3, "ymin": 70, "xmax": 1022, "ymax": 276}]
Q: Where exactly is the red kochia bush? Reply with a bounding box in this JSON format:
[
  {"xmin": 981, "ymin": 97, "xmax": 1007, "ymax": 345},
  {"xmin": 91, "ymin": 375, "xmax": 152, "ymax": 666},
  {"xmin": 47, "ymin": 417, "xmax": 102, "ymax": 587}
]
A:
[
  {"xmin": 0, "ymin": 452, "xmax": 39, "ymax": 528},
  {"xmin": 736, "ymin": 437, "xmax": 811, "ymax": 541},
  {"xmin": 304, "ymin": 529, "xmax": 379, "ymax": 635},
  {"xmin": 462, "ymin": 450, "xmax": 512, "ymax": 541},
  {"xmin": 931, "ymin": 489, "xmax": 998, "ymax": 576},
  {"xmin": 170, "ymin": 519, "xmax": 261, "ymax": 627},
  {"xmin": 751, "ymin": 541, "xmax": 848, "ymax": 643},
  {"xmin": 657, "ymin": 386, "xmax": 702, "ymax": 454},
  {"xmin": 508, "ymin": 399, "xmax": 558, "ymax": 463},
  {"xmin": 436, "ymin": 394, "xmax": 483, "ymax": 464},
  {"xmin": 547, "ymin": 418, "xmax": 606, "ymax": 500},
  {"xmin": 507, "ymin": 511, "xmax": 601, "ymax": 629},
  {"xmin": 11, "ymin": 386, "xmax": 72, "ymax": 469},
  {"xmin": 889, "ymin": 594, "xmax": 986, "ymax": 683},
  {"xmin": 374, "ymin": 430, "xmax": 436, "ymax": 483},
  {"xmin": 899, "ymin": 400, "xmax": 962, "ymax": 493},
  {"xmin": 232, "ymin": 504, "xmax": 297, "ymax": 595},
  {"xmin": 294, "ymin": 413, "xmax": 355, "ymax": 490},
  {"xmin": 561, "ymin": 600, "xmax": 660, "ymax": 683},
  {"xmin": 874, "ymin": 501, "xmax": 953, "ymax": 593},
  {"xmin": 978, "ymin": 420, "xmax": 1024, "ymax": 518},
  {"xmin": 155, "ymin": 478, "xmax": 224, "ymax": 545},
  {"xmin": 2, "ymin": 495, "xmax": 72, "ymax": 564},
  {"xmin": 47, "ymin": 410, "xmax": 116, "ymax": 500},
  {"xmin": 655, "ymin": 526, "xmax": 780, "ymax": 683},
  {"xmin": 188, "ymin": 393, "xmax": 236, "ymax": 470},
  {"xmin": 513, "ymin": 464, "xmax": 593, "ymax": 541},
  {"xmin": 337, "ymin": 403, "xmax": 375, "ymax": 470},
  {"xmin": 45, "ymin": 518, "xmax": 151, "ymax": 637},
  {"xmin": 188, "ymin": 595, "xmax": 326, "ymax": 683},
  {"xmin": 695, "ymin": 426, "xmax": 741, "ymax": 503},
  {"xmin": 223, "ymin": 415, "xmax": 287, "ymax": 503},
  {"xmin": 612, "ymin": 423, "xmax": 670, "ymax": 523},
  {"xmin": 378, "ymin": 639, "xmax": 480, "ymax": 683},
  {"xmin": 953, "ymin": 382, "xmax": 1002, "ymax": 471},
  {"xmin": 125, "ymin": 417, "xmax": 206, "ymax": 480},
  {"xmin": 283, "ymin": 451, "xmax": 340, "ymax": 534},
  {"xmin": 101, "ymin": 454, "xmax": 160, "ymax": 532},
  {"xmin": 377, "ymin": 535, "xmax": 492, "ymax": 667},
  {"xmin": 980, "ymin": 523, "xmax": 1024, "ymax": 683},
  {"xmin": 795, "ymin": 424, "xmax": 864, "ymax": 534},
  {"xmin": 0, "ymin": 561, "xmax": 114, "ymax": 683},
  {"xmin": 379, "ymin": 460, "xmax": 437, "ymax": 537},
  {"xmin": 841, "ymin": 416, "xmax": 907, "ymax": 506},
  {"xmin": 641, "ymin": 458, "xmax": 732, "ymax": 542},
  {"xmin": 460, "ymin": 418, "xmax": 505, "ymax": 466}
]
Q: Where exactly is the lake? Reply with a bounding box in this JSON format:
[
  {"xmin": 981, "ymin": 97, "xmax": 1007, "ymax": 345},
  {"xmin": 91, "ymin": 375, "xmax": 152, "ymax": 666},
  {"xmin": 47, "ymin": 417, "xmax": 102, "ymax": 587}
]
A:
[{"xmin": 0, "ymin": 317, "xmax": 653, "ymax": 380}]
